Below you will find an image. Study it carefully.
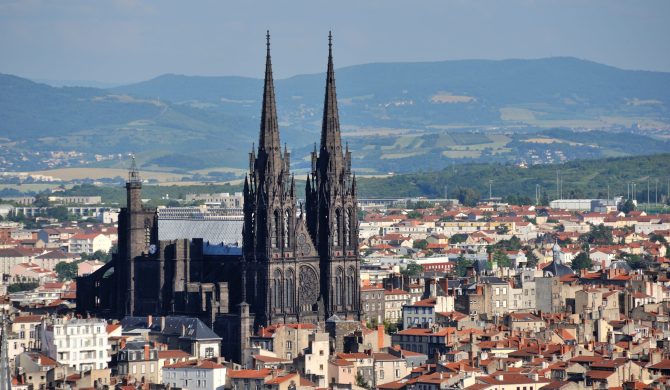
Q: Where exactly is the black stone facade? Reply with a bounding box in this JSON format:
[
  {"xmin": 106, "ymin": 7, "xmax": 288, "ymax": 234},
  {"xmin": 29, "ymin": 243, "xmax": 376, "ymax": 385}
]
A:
[{"xmin": 76, "ymin": 32, "xmax": 361, "ymax": 363}]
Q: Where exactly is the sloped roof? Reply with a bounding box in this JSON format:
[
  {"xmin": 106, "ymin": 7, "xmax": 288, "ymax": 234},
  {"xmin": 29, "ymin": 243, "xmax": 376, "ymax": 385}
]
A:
[{"xmin": 120, "ymin": 315, "xmax": 221, "ymax": 341}]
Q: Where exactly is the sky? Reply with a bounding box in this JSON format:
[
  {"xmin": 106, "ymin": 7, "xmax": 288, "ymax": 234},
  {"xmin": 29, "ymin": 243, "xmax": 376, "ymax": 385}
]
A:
[{"xmin": 0, "ymin": 0, "xmax": 669, "ymax": 85}]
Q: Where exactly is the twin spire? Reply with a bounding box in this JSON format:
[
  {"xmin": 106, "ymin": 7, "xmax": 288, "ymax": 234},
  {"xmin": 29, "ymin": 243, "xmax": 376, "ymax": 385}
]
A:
[
  {"xmin": 321, "ymin": 31, "xmax": 342, "ymax": 156},
  {"xmin": 257, "ymin": 31, "xmax": 342, "ymax": 172},
  {"xmin": 258, "ymin": 31, "xmax": 282, "ymax": 171}
]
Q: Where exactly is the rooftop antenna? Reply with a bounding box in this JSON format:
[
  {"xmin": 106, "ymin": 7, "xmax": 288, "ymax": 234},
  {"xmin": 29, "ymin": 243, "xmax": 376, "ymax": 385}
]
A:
[{"xmin": 128, "ymin": 154, "xmax": 141, "ymax": 184}]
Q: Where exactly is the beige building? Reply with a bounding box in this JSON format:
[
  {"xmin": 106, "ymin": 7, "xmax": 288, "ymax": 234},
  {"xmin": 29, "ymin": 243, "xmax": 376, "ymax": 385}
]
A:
[
  {"xmin": 11, "ymin": 315, "xmax": 42, "ymax": 351},
  {"xmin": 384, "ymin": 289, "xmax": 411, "ymax": 323},
  {"xmin": 574, "ymin": 288, "xmax": 620, "ymax": 322},
  {"xmin": 373, "ymin": 351, "xmax": 409, "ymax": 387},
  {"xmin": 302, "ymin": 332, "xmax": 329, "ymax": 388},
  {"xmin": 328, "ymin": 358, "xmax": 356, "ymax": 387}
]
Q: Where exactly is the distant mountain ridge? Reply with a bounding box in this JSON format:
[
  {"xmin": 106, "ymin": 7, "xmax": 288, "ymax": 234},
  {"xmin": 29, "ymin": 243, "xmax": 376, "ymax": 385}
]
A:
[{"xmin": 0, "ymin": 57, "xmax": 669, "ymax": 172}]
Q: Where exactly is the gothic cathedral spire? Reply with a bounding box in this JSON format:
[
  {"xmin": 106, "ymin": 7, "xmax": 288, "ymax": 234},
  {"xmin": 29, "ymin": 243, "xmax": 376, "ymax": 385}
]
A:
[
  {"xmin": 320, "ymin": 31, "xmax": 344, "ymax": 174},
  {"xmin": 257, "ymin": 30, "xmax": 283, "ymax": 177},
  {"xmin": 306, "ymin": 32, "xmax": 360, "ymax": 320}
]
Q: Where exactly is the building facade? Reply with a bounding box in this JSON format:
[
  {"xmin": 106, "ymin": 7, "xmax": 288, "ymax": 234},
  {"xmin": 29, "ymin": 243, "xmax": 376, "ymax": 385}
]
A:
[{"xmin": 76, "ymin": 32, "xmax": 361, "ymax": 363}]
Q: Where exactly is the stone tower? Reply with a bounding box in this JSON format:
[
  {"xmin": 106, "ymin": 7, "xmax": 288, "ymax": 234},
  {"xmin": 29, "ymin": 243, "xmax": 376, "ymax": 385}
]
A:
[
  {"xmin": 117, "ymin": 157, "xmax": 158, "ymax": 316},
  {"xmin": 242, "ymin": 32, "xmax": 321, "ymax": 328},
  {"xmin": 307, "ymin": 32, "xmax": 361, "ymax": 319}
]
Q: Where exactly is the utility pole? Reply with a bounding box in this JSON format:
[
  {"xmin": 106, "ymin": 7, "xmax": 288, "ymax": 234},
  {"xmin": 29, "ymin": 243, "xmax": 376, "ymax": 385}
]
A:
[
  {"xmin": 1, "ymin": 314, "xmax": 12, "ymax": 390},
  {"xmin": 647, "ymin": 179, "xmax": 650, "ymax": 212},
  {"xmin": 489, "ymin": 179, "xmax": 493, "ymax": 201}
]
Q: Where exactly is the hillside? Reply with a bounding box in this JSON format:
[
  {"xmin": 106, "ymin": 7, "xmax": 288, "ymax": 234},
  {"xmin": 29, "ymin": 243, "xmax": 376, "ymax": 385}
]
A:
[
  {"xmin": 1, "ymin": 57, "xmax": 669, "ymax": 173},
  {"xmin": 16, "ymin": 154, "xmax": 667, "ymax": 207},
  {"xmin": 356, "ymin": 153, "xmax": 670, "ymax": 201}
]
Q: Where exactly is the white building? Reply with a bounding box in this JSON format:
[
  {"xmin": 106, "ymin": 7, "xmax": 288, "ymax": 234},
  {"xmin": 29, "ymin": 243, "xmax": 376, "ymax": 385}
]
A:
[
  {"xmin": 402, "ymin": 296, "xmax": 454, "ymax": 329},
  {"xmin": 162, "ymin": 360, "xmax": 227, "ymax": 390},
  {"xmin": 68, "ymin": 233, "xmax": 113, "ymax": 254},
  {"xmin": 40, "ymin": 318, "xmax": 110, "ymax": 371}
]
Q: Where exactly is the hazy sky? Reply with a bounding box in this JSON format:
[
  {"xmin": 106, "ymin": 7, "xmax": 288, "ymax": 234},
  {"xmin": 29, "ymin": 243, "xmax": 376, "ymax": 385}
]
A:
[{"xmin": 1, "ymin": 0, "xmax": 669, "ymax": 84}]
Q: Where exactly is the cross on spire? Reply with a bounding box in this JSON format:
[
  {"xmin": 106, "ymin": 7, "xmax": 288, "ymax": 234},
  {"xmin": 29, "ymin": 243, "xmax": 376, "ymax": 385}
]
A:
[
  {"xmin": 257, "ymin": 30, "xmax": 282, "ymax": 171},
  {"xmin": 319, "ymin": 31, "xmax": 343, "ymax": 172}
]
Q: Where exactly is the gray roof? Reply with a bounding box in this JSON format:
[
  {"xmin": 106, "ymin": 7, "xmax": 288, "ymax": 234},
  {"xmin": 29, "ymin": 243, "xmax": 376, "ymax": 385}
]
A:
[
  {"xmin": 609, "ymin": 260, "xmax": 632, "ymax": 272},
  {"xmin": 543, "ymin": 260, "xmax": 574, "ymax": 277},
  {"xmin": 120, "ymin": 316, "xmax": 221, "ymax": 341},
  {"xmin": 158, "ymin": 219, "xmax": 243, "ymax": 246}
]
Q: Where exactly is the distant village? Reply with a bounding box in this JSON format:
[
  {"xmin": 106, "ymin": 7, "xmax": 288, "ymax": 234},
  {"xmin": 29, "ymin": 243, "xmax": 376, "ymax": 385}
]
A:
[{"xmin": 1, "ymin": 192, "xmax": 670, "ymax": 389}]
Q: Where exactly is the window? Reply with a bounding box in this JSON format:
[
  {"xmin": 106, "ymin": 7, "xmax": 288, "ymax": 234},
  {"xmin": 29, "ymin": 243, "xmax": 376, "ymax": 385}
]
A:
[
  {"xmin": 205, "ymin": 347, "xmax": 214, "ymax": 358},
  {"xmin": 379, "ymin": 370, "xmax": 384, "ymax": 379},
  {"xmin": 286, "ymin": 341, "xmax": 293, "ymax": 349}
]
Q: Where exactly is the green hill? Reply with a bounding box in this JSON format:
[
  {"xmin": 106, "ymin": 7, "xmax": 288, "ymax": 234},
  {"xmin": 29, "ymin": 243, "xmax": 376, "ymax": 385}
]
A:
[
  {"xmin": 1, "ymin": 57, "xmax": 669, "ymax": 172},
  {"xmin": 357, "ymin": 153, "xmax": 670, "ymax": 201}
]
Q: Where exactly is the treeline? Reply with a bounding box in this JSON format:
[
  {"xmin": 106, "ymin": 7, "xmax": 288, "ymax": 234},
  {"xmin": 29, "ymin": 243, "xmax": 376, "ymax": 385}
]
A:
[
  {"xmin": 47, "ymin": 153, "xmax": 670, "ymax": 206},
  {"xmin": 356, "ymin": 153, "xmax": 670, "ymax": 202}
]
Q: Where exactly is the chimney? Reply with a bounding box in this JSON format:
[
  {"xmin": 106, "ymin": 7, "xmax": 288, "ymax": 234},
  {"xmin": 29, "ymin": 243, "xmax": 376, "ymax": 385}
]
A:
[
  {"xmin": 160, "ymin": 316, "xmax": 166, "ymax": 331},
  {"xmin": 377, "ymin": 325, "xmax": 385, "ymax": 350},
  {"xmin": 120, "ymin": 338, "xmax": 126, "ymax": 350},
  {"xmin": 144, "ymin": 344, "xmax": 150, "ymax": 360},
  {"xmin": 147, "ymin": 315, "xmax": 153, "ymax": 328}
]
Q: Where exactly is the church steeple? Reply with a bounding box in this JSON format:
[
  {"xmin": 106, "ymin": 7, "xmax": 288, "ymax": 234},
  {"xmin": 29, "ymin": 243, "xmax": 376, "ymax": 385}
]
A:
[
  {"xmin": 318, "ymin": 31, "xmax": 344, "ymax": 175},
  {"xmin": 257, "ymin": 30, "xmax": 282, "ymax": 173}
]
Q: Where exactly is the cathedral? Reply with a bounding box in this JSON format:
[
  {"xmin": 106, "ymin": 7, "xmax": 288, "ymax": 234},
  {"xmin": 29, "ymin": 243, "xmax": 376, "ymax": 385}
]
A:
[{"xmin": 76, "ymin": 32, "xmax": 361, "ymax": 361}]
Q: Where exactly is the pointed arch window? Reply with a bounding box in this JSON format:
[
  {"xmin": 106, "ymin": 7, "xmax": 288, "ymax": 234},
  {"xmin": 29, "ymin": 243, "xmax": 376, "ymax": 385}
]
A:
[
  {"xmin": 284, "ymin": 209, "xmax": 291, "ymax": 248},
  {"xmin": 334, "ymin": 209, "xmax": 342, "ymax": 247},
  {"xmin": 285, "ymin": 269, "xmax": 295, "ymax": 310},
  {"xmin": 273, "ymin": 269, "xmax": 283, "ymax": 310},
  {"xmin": 335, "ymin": 267, "xmax": 344, "ymax": 306},
  {"xmin": 346, "ymin": 267, "xmax": 356, "ymax": 306},
  {"xmin": 344, "ymin": 208, "xmax": 352, "ymax": 247},
  {"xmin": 273, "ymin": 209, "xmax": 280, "ymax": 248}
]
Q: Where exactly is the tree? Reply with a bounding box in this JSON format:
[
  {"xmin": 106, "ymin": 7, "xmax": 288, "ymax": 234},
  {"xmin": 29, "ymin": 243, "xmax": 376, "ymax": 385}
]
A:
[
  {"xmin": 571, "ymin": 252, "xmax": 592, "ymax": 272},
  {"xmin": 33, "ymin": 193, "xmax": 50, "ymax": 208},
  {"xmin": 492, "ymin": 250, "xmax": 512, "ymax": 268},
  {"xmin": 495, "ymin": 224, "xmax": 510, "ymax": 235},
  {"xmin": 401, "ymin": 261, "xmax": 423, "ymax": 277},
  {"xmin": 412, "ymin": 240, "xmax": 428, "ymax": 250},
  {"xmin": 81, "ymin": 249, "xmax": 113, "ymax": 263},
  {"xmin": 619, "ymin": 199, "xmax": 636, "ymax": 214},
  {"xmin": 383, "ymin": 320, "xmax": 398, "ymax": 334},
  {"xmin": 454, "ymin": 254, "xmax": 473, "ymax": 277},
  {"xmin": 449, "ymin": 234, "xmax": 468, "ymax": 245},
  {"xmin": 524, "ymin": 248, "xmax": 539, "ymax": 269},
  {"xmin": 406, "ymin": 210, "xmax": 423, "ymax": 219},
  {"xmin": 47, "ymin": 206, "xmax": 71, "ymax": 221},
  {"xmin": 7, "ymin": 282, "xmax": 39, "ymax": 293},
  {"xmin": 579, "ymin": 224, "xmax": 614, "ymax": 246},
  {"xmin": 621, "ymin": 253, "xmax": 652, "ymax": 270},
  {"xmin": 492, "ymin": 236, "xmax": 522, "ymax": 251},
  {"xmin": 355, "ymin": 371, "xmax": 369, "ymax": 389},
  {"xmin": 55, "ymin": 261, "xmax": 79, "ymax": 281},
  {"xmin": 457, "ymin": 187, "xmax": 481, "ymax": 207}
]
